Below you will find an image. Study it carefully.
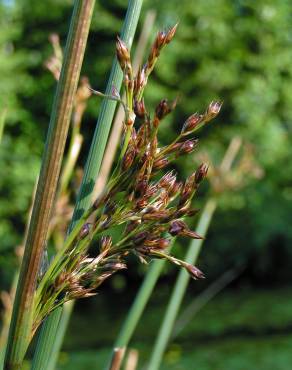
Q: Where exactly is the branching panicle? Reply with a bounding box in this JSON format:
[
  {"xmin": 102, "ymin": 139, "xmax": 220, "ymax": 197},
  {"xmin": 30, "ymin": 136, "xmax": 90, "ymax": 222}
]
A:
[{"xmin": 34, "ymin": 25, "xmax": 221, "ymax": 332}]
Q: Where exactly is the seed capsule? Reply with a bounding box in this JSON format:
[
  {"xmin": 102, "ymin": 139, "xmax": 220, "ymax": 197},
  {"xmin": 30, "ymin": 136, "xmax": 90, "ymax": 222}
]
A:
[
  {"xmin": 179, "ymin": 139, "xmax": 198, "ymax": 154},
  {"xmin": 183, "ymin": 263, "xmax": 205, "ymax": 279},
  {"xmin": 195, "ymin": 163, "xmax": 209, "ymax": 184},
  {"xmin": 116, "ymin": 36, "xmax": 130, "ymax": 70},
  {"xmin": 134, "ymin": 99, "xmax": 146, "ymax": 118},
  {"xmin": 79, "ymin": 223, "xmax": 91, "ymax": 239},
  {"xmin": 206, "ymin": 100, "xmax": 222, "ymax": 120},
  {"xmin": 153, "ymin": 158, "xmax": 169, "ymax": 170},
  {"xmin": 181, "ymin": 113, "xmax": 203, "ymax": 134}
]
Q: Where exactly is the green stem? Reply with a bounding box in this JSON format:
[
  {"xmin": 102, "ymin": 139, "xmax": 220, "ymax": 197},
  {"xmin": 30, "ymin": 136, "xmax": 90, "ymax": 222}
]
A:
[
  {"xmin": 31, "ymin": 2, "xmax": 143, "ymax": 370},
  {"xmin": 147, "ymin": 199, "xmax": 217, "ymax": 370},
  {"xmin": 106, "ymin": 202, "xmax": 216, "ymax": 370},
  {"xmin": 4, "ymin": 2, "xmax": 95, "ymax": 369},
  {"xmin": 31, "ymin": 302, "xmax": 73, "ymax": 370},
  {"xmin": 59, "ymin": 130, "xmax": 83, "ymax": 194},
  {"xmin": 146, "ymin": 138, "xmax": 242, "ymax": 370},
  {"xmin": 113, "ymin": 260, "xmax": 165, "ymax": 352},
  {"xmin": 0, "ymin": 108, "xmax": 7, "ymax": 143}
]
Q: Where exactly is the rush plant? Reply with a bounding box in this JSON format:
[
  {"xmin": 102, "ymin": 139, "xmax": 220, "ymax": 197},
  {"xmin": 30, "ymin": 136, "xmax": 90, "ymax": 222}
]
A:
[
  {"xmin": 33, "ymin": 24, "xmax": 221, "ymax": 341},
  {"xmin": 4, "ymin": 4, "xmax": 222, "ymax": 369}
]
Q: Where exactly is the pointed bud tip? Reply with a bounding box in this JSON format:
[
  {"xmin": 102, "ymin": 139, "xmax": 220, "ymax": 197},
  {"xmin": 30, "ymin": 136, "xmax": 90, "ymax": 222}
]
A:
[
  {"xmin": 166, "ymin": 23, "xmax": 179, "ymax": 44},
  {"xmin": 184, "ymin": 263, "xmax": 205, "ymax": 279},
  {"xmin": 207, "ymin": 100, "xmax": 223, "ymax": 117},
  {"xmin": 195, "ymin": 163, "xmax": 209, "ymax": 184}
]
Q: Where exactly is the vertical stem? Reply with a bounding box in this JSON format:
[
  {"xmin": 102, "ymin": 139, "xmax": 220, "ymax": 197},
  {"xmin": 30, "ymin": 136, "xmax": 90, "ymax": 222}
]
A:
[
  {"xmin": 114, "ymin": 260, "xmax": 165, "ymax": 350},
  {"xmin": 146, "ymin": 199, "xmax": 217, "ymax": 370},
  {"xmin": 109, "ymin": 138, "xmax": 242, "ymax": 370},
  {"xmin": 4, "ymin": 2, "xmax": 95, "ymax": 369},
  {"xmin": 31, "ymin": 302, "xmax": 74, "ymax": 370},
  {"xmin": 93, "ymin": 9, "xmax": 156, "ymax": 199},
  {"xmin": 73, "ymin": 0, "xmax": 143, "ymax": 215},
  {"xmin": 31, "ymin": 2, "xmax": 143, "ymax": 370},
  {"xmin": 0, "ymin": 108, "xmax": 7, "ymax": 143},
  {"xmin": 147, "ymin": 138, "xmax": 242, "ymax": 370}
]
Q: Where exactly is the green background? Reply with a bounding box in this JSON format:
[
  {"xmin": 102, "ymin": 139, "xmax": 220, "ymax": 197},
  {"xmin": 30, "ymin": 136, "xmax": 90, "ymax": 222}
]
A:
[{"xmin": 0, "ymin": 0, "xmax": 292, "ymax": 369}]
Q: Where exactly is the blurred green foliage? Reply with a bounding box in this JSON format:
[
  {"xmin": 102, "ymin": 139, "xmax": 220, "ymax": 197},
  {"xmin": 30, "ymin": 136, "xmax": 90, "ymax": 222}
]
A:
[
  {"xmin": 42, "ymin": 288, "xmax": 292, "ymax": 370},
  {"xmin": 1, "ymin": 1, "xmax": 292, "ymax": 369},
  {"xmin": 0, "ymin": 0, "xmax": 292, "ymax": 287}
]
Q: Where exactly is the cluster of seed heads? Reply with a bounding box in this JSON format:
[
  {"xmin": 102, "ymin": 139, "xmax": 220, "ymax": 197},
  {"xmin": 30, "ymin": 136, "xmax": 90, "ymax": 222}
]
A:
[{"xmin": 34, "ymin": 25, "xmax": 222, "ymax": 329}]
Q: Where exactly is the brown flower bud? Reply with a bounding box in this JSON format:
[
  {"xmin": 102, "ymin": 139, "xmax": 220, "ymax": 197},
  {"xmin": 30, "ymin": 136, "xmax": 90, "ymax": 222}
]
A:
[
  {"xmin": 169, "ymin": 219, "xmax": 202, "ymax": 239},
  {"xmin": 133, "ymin": 231, "xmax": 149, "ymax": 245},
  {"xmin": 181, "ymin": 113, "xmax": 203, "ymax": 134},
  {"xmin": 183, "ymin": 263, "xmax": 205, "ymax": 279},
  {"xmin": 134, "ymin": 66, "xmax": 146, "ymax": 94},
  {"xmin": 79, "ymin": 223, "xmax": 91, "ymax": 239},
  {"xmin": 136, "ymin": 124, "xmax": 145, "ymax": 149},
  {"xmin": 155, "ymin": 99, "xmax": 170, "ymax": 121},
  {"xmin": 195, "ymin": 163, "xmax": 209, "ymax": 184},
  {"xmin": 144, "ymin": 238, "xmax": 170, "ymax": 250},
  {"xmin": 100, "ymin": 236, "xmax": 112, "ymax": 253},
  {"xmin": 156, "ymin": 30, "xmax": 167, "ymax": 49},
  {"xmin": 179, "ymin": 173, "xmax": 196, "ymax": 206},
  {"xmin": 134, "ymin": 99, "xmax": 146, "ymax": 118},
  {"xmin": 183, "ymin": 229, "xmax": 203, "ymax": 239},
  {"xmin": 142, "ymin": 210, "xmax": 170, "ymax": 221},
  {"xmin": 136, "ymin": 198, "xmax": 148, "ymax": 209},
  {"xmin": 169, "ymin": 220, "xmax": 185, "ymax": 236},
  {"xmin": 102, "ymin": 261, "xmax": 127, "ymax": 271},
  {"xmin": 153, "ymin": 158, "xmax": 169, "ymax": 170},
  {"xmin": 158, "ymin": 171, "xmax": 177, "ymax": 189},
  {"xmin": 185, "ymin": 208, "xmax": 200, "ymax": 217},
  {"xmin": 205, "ymin": 100, "xmax": 222, "ymax": 121},
  {"xmin": 122, "ymin": 145, "xmax": 136, "ymax": 171},
  {"xmin": 169, "ymin": 181, "xmax": 183, "ymax": 198},
  {"xmin": 179, "ymin": 139, "xmax": 198, "ymax": 154},
  {"xmin": 134, "ymin": 178, "xmax": 148, "ymax": 198},
  {"xmin": 116, "ymin": 36, "xmax": 130, "ymax": 70},
  {"xmin": 165, "ymin": 23, "xmax": 178, "ymax": 44}
]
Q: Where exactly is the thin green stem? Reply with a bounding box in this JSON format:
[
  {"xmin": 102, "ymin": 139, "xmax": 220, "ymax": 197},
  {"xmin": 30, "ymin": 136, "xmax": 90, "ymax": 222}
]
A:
[
  {"xmin": 146, "ymin": 137, "xmax": 242, "ymax": 370},
  {"xmin": 59, "ymin": 130, "xmax": 83, "ymax": 195},
  {"xmin": 45, "ymin": 302, "xmax": 74, "ymax": 369},
  {"xmin": 106, "ymin": 186, "xmax": 217, "ymax": 369},
  {"xmin": 0, "ymin": 108, "xmax": 7, "ymax": 143},
  {"xmin": 4, "ymin": 2, "xmax": 95, "ymax": 369},
  {"xmin": 146, "ymin": 199, "xmax": 217, "ymax": 370},
  {"xmin": 112, "ymin": 260, "xmax": 166, "ymax": 349},
  {"xmin": 31, "ymin": 2, "xmax": 143, "ymax": 370}
]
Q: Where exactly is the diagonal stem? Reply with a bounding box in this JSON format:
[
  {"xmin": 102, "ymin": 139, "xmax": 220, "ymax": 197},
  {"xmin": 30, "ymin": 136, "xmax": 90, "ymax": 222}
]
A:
[{"xmin": 147, "ymin": 138, "xmax": 242, "ymax": 370}]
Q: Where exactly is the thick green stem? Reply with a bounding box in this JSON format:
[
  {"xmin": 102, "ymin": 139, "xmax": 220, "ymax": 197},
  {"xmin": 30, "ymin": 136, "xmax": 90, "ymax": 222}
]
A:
[
  {"xmin": 147, "ymin": 199, "xmax": 217, "ymax": 370},
  {"xmin": 4, "ymin": 2, "xmax": 95, "ymax": 369},
  {"xmin": 31, "ymin": 2, "xmax": 143, "ymax": 370}
]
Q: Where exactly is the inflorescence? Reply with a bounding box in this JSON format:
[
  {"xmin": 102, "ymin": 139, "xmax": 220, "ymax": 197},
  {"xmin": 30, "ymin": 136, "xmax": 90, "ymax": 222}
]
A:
[{"xmin": 34, "ymin": 25, "xmax": 222, "ymax": 332}]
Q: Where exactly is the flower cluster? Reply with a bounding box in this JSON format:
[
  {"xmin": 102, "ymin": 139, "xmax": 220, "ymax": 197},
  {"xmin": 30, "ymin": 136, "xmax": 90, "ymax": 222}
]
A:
[{"xmin": 34, "ymin": 25, "xmax": 221, "ymax": 332}]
